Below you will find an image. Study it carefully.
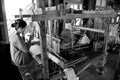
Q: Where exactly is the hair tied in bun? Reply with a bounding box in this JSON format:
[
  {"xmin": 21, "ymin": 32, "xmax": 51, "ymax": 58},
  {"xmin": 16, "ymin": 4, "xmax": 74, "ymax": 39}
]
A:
[
  {"xmin": 11, "ymin": 23, "xmax": 16, "ymax": 28},
  {"xmin": 11, "ymin": 19, "xmax": 27, "ymax": 30}
]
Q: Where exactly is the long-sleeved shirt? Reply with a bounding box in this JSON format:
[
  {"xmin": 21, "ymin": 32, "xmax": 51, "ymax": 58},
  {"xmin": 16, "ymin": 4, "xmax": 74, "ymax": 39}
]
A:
[{"xmin": 10, "ymin": 33, "xmax": 32, "ymax": 66}]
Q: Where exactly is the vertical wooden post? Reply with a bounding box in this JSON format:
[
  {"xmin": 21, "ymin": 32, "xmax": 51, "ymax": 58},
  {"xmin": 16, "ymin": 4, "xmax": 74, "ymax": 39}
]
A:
[
  {"xmin": 32, "ymin": 0, "xmax": 35, "ymax": 9},
  {"xmin": 88, "ymin": 0, "xmax": 96, "ymax": 10},
  {"xmin": 48, "ymin": 0, "xmax": 51, "ymax": 10},
  {"xmin": 55, "ymin": 0, "xmax": 59, "ymax": 10},
  {"xmin": 102, "ymin": 18, "xmax": 110, "ymax": 66},
  {"xmin": 40, "ymin": 20, "xmax": 49, "ymax": 80},
  {"xmin": 19, "ymin": 8, "xmax": 23, "ymax": 19},
  {"xmin": 48, "ymin": 0, "xmax": 53, "ymax": 49},
  {"xmin": 37, "ymin": 0, "xmax": 49, "ymax": 80},
  {"xmin": 88, "ymin": 0, "xmax": 94, "ymax": 10},
  {"xmin": 97, "ymin": 18, "xmax": 110, "ymax": 74}
]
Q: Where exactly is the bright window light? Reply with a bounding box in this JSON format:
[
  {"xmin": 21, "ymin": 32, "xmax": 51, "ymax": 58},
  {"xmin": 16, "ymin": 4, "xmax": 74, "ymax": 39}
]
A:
[
  {"xmin": 4, "ymin": 0, "xmax": 32, "ymax": 21},
  {"xmin": 4, "ymin": 0, "xmax": 32, "ymax": 40}
]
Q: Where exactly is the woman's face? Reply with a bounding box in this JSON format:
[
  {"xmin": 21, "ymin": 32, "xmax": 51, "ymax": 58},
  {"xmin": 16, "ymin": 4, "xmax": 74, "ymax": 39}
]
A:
[{"xmin": 17, "ymin": 27, "xmax": 26, "ymax": 34}]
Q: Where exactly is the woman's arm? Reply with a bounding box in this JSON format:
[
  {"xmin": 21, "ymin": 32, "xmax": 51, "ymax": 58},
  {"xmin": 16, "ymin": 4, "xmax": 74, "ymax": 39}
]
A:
[
  {"xmin": 10, "ymin": 40, "xmax": 33, "ymax": 66},
  {"xmin": 10, "ymin": 40, "xmax": 24, "ymax": 63},
  {"xmin": 16, "ymin": 36, "xmax": 29, "ymax": 53}
]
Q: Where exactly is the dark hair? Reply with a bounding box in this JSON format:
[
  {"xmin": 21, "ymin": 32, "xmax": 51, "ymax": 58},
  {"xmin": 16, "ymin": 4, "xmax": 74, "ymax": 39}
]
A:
[{"xmin": 11, "ymin": 19, "xmax": 27, "ymax": 30}]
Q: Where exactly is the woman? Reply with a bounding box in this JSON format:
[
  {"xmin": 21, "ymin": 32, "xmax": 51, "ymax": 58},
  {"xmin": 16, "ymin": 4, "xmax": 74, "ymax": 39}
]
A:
[{"xmin": 10, "ymin": 19, "xmax": 33, "ymax": 66}]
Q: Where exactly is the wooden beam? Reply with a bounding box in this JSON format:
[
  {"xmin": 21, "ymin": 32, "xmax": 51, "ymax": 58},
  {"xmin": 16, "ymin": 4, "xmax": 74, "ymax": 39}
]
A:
[
  {"xmin": 15, "ymin": 11, "xmax": 115, "ymax": 21},
  {"xmin": 100, "ymin": 18, "xmax": 110, "ymax": 71},
  {"xmin": 64, "ymin": 0, "xmax": 81, "ymax": 3},
  {"xmin": 15, "ymin": 15, "xmax": 32, "ymax": 18},
  {"xmin": 36, "ymin": 0, "xmax": 49, "ymax": 80},
  {"xmin": 74, "ymin": 26, "xmax": 105, "ymax": 33},
  {"xmin": 32, "ymin": 12, "xmax": 116, "ymax": 21},
  {"xmin": 37, "ymin": 0, "xmax": 45, "ymax": 9},
  {"xmin": 40, "ymin": 20, "xmax": 49, "ymax": 79}
]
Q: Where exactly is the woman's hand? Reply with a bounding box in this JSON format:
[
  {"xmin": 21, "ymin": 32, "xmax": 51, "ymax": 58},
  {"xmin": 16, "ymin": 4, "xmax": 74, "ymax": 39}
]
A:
[{"xmin": 30, "ymin": 37, "xmax": 40, "ymax": 46}]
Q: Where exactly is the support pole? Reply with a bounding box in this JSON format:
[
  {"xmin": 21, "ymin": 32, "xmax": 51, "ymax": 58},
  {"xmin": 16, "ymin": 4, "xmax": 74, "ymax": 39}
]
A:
[
  {"xmin": 37, "ymin": 0, "xmax": 49, "ymax": 80},
  {"xmin": 48, "ymin": 0, "xmax": 53, "ymax": 52},
  {"xmin": 75, "ymin": 26, "xmax": 105, "ymax": 33},
  {"xmin": 96, "ymin": 18, "xmax": 110, "ymax": 75},
  {"xmin": 40, "ymin": 20, "xmax": 49, "ymax": 80},
  {"xmin": 19, "ymin": 8, "xmax": 23, "ymax": 19}
]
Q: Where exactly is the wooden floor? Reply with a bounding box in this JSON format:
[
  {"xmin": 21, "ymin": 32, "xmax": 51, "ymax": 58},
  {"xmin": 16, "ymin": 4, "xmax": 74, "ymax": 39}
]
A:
[
  {"xmin": 79, "ymin": 66, "xmax": 114, "ymax": 80},
  {"xmin": 78, "ymin": 53, "xmax": 118, "ymax": 80}
]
